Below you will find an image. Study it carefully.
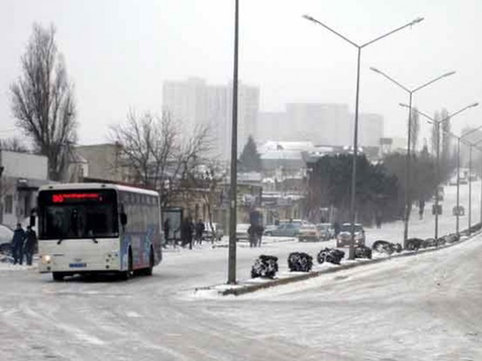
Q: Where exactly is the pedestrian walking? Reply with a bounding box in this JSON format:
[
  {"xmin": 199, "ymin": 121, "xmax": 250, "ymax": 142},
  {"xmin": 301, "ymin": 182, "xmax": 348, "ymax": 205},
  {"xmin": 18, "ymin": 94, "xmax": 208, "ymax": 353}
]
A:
[
  {"xmin": 24, "ymin": 226, "xmax": 37, "ymax": 266},
  {"xmin": 181, "ymin": 217, "xmax": 194, "ymax": 249},
  {"xmin": 163, "ymin": 218, "xmax": 171, "ymax": 247},
  {"xmin": 195, "ymin": 219, "xmax": 205, "ymax": 245},
  {"xmin": 418, "ymin": 199, "xmax": 425, "ymax": 220},
  {"xmin": 255, "ymin": 224, "xmax": 264, "ymax": 247},
  {"xmin": 248, "ymin": 225, "xmax": 257, "ymax": 248},
  {"xmin": 11, "ymin": 223, "xmax": 26, "ymax": 265}
]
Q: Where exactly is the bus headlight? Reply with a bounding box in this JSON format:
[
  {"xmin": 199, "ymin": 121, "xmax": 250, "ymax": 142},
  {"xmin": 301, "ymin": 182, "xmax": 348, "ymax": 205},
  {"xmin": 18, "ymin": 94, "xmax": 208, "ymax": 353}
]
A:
[{"xmin": 41, "ymin": 255, "xmax": 52, "ymax": 264}]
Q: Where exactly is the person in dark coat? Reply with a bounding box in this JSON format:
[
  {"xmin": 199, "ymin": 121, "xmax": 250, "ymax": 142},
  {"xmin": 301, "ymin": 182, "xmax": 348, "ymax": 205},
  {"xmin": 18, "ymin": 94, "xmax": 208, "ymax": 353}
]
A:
[
  {"xmin": 248, "ymin": 225, "xmax": 257, "ymax": 248},
  {"xmin": 333, "ymin": 222, "xmax": 341, "ymax": 237},
  {"xmin": 181, "ymin": 217, "xmax": 194, "ymax": 249},
  {"xmin": 163, "ymin": 218, "xmax": 171, "ymax": 247},
  {"xmin": 255, "ymin": 224, "xmax": 264, "ymax": 247},
  {"xmin": 11, "ymin": 223, "xmax": 26, "ymax": 265},
  {"xmin": 23, "ymin": 226, "xmax": 37, "ymax": 266},
  {"xmin": 195, "ymin": 220, "xmax": 205, "ymax": 245}
]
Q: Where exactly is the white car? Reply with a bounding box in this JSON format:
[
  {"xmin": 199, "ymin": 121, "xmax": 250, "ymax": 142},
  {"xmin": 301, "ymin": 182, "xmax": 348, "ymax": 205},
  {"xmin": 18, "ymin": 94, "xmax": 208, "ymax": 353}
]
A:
[
  {"xmin": 203, "ymin": 222, "xmax": 224, "ymax": 241},
  {"xmin": 0, "ymin": 224, "xmax": 13, "ymax": 255},
  {"xmin": 298, "ymin": 224, "xmax": 320, "ymax": 242},
  {"xmin": 235, "ymin": 223, "xmax": 250, "ymax": 241}
]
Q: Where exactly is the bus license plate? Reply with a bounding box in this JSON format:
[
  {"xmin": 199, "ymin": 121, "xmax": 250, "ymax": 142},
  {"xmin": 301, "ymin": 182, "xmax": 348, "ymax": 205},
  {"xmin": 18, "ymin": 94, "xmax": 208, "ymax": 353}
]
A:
[{"xmin": 69, "ymin": 263, "xmax": 87, "ymax": 268}]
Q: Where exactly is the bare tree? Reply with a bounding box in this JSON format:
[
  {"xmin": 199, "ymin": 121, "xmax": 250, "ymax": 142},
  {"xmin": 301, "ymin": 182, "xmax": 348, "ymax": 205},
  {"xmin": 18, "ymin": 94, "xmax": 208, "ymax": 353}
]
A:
[
  {"xmin": 0, "ymin": 137, "xmax": 29, "ymax": 153},
  {"xmin": 10, "ymin": 23, "xmax": 77, "ymax": 181},
  {"xmin": 111, "ymin": 111, "xmax": 213, "ymax": 207},
  {"xmin": 431, "ymin": 111, "xmax": 440, "ymax": 155},
  {"xmin": 410, "ymin": 107, "xmax": 420, "ymax": 152},
  {"xmin": 110, "ymin": 111, "xmax": 156, "ymax": 186},
  {"xmin": 196, "ymin": 161, "xmax": 226, "ymax": 243}
]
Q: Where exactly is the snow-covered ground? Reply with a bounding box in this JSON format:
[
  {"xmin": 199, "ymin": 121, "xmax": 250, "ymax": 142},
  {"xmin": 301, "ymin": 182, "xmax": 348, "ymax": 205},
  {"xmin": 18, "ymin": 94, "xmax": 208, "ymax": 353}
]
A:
[{"xmin": 0, "ymin": 182, "xmax": 480, "ymax": 360}]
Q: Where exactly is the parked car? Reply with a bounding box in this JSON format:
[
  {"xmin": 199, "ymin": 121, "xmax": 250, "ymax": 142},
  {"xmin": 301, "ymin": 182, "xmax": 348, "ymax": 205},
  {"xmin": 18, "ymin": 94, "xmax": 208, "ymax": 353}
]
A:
[
  {"xmin": 452, "ymin": 206, "xmax": 465, "ymax": 216},
  {"xmin": 279, "ymin": 219, "xmax": 308, "ymax": 227},
  {"xmin": 264, "ymin": 222, "xmax": 300, "ymax": 237},
  {"xmin": 203, "ymin": 222, "xmax": 224, "ymax": 241},
  {"xmin": 298, "ymin": 224, "xmax": 320, "ymax": 242},
  {"xmin": 263, "ymin": 224, "xmax": 278, "ymax": 234},
  {"xmin": 235, "ymin": 223, "xmax": 250, "ymax": 241},
  {"xmin": 0, "ymin": 224, "xmax": 13, "ymax": 255},
  {"xmin": 316, "ymin": 223, "xmax": 334, "ymax": 241},
  {"xmin": 336, "ymin": 223, "xmax": 365, "ymax": 247}
]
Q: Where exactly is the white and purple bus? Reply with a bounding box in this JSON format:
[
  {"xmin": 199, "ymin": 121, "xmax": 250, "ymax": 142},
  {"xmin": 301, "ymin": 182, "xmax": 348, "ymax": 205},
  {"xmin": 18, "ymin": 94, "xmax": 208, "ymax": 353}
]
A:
[{"xmin": 37, "ymin": 183, "xmax": 162, "ymax": 281}]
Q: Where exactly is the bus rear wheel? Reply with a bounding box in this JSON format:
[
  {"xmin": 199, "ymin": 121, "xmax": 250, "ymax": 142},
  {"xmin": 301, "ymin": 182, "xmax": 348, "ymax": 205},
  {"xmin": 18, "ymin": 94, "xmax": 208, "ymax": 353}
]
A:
[
  {"xmin": 138, "ymin": 249, "xmax": 154, "ymax": 276},
  {"xmin": 119, "ymin": 251, "xmax": 133, "ymax": 280},
  {"xmin": 145, "ymin": 249, "xmax": 154, "ymax": 276}
]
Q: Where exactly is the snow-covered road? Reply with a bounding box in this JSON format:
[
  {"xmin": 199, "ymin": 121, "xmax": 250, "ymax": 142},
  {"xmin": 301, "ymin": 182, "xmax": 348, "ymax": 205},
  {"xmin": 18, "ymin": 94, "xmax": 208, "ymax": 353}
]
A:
[{"xmin": 0, "ymin": 182, "xmax": 481, "ymax": 360}]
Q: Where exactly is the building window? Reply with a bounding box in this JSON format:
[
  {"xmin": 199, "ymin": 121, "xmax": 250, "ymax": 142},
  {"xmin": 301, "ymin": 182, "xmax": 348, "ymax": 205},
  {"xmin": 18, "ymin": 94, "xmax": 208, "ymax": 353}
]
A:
[{"xmin": 4, "ymin": 195, "xmax": 13, "ymax": 214}]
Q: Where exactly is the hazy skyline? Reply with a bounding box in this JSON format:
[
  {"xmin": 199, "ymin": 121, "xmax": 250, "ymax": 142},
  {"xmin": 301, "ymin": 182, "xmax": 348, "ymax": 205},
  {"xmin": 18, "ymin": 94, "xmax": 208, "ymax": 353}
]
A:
[{"xmin": 1, "ymin": 0, "xmax": 481, "ymax": 146}]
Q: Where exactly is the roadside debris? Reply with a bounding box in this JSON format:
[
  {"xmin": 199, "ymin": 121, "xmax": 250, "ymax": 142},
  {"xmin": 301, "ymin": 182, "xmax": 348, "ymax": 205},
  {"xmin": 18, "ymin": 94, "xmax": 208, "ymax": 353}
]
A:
[
  {"xmin": 251, "ymin": 255, "xmax": 279, "ymax": 279},
  {"xmin": 372, "ymin": 240, "xmax": 402, "ymax": 255},
  {"xmin": 288, "ymin": 252, "xmax": 313, "ymax": 272},
  {"xmin": 316, "ymin": 248, "xmax": 345, "ymax": 265},
  {"xmin": 354, "ymin": 245, "xmax": 372, "ymax": 259}
]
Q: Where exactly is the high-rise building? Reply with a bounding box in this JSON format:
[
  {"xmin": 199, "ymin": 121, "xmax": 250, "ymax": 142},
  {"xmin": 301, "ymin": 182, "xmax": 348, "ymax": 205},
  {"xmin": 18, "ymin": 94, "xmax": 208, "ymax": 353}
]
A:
[
  {"xmin": 358, "ymin": 113, "xmax": 384, "ymax": 148},
  {"xmin": 162, "ymin": 78, "xmax": 259, "ymax": 159},
  {"xmin": 257, "ymin": 103, "xmax": 384, "ymax": 149}
]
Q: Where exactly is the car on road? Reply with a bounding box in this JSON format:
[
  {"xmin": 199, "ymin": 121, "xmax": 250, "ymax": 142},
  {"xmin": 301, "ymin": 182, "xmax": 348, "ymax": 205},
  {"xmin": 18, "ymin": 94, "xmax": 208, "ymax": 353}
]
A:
[
  {"xmin": 452, "ymin": 206, "xmax": 465, "ymax": 216},
  {"xmin": 336, "ymin": 223, "xmax": 365, "ymax": 247},
  {"xmin": 264, "ymin": 222, "xmax": 301, "ymax": 237},
  {"xmin": 203, "ymin": 222, "xmax": 224, "ymax": 241},
  {"xmin": 236, "ymin": 223, "xmax": 250, "ymax": 241},
  {"xmin": 298, "ymin": 223, "xmax": 320, "ymax": 242},
  {"xmin": 263, "ymin": 224, "xmax": 278, "ymax": 234},
  {"xmin": 316, "ymin": 223, "xmax": 334, "ymax": 241},
  {"xmin": 0, "ymin": 224, "xmax": 13, "ymax": 255}
]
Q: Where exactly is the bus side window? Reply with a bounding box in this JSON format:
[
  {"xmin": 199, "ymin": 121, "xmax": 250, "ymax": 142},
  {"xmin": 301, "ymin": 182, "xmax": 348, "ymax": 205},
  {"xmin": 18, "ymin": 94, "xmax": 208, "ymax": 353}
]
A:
[{"xmin": 120, "ymin": 204, "xmax": 128, "ymax": 228}]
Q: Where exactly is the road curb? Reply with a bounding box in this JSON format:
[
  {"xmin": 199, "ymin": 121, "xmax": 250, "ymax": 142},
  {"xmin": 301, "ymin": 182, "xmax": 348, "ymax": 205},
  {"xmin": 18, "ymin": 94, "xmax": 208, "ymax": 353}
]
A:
[{"xmin": 219, "ymin": 230, "xmax": 480, "ymax": 296}]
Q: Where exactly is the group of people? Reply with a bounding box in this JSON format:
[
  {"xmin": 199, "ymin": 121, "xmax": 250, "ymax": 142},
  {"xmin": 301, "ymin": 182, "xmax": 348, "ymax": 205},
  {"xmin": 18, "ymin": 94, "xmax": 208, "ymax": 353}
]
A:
[
  {"xmin": 11, "ymin": 223, "xmax": 37, "ymax": 266},
  {"xmin": 163, "ymin": 217, "xmax": 207, "ymax": 250},
  {"xmin": 248, "ymin": 224, "xmax": 264, "ymax": 248}
]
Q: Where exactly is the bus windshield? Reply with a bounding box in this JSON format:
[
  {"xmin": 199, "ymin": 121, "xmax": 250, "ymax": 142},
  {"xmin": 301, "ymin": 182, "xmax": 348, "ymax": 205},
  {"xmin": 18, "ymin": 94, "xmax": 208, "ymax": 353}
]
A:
[{"xmin": 38, "ymin": 189, "xmax": 119, "ymax": 240}]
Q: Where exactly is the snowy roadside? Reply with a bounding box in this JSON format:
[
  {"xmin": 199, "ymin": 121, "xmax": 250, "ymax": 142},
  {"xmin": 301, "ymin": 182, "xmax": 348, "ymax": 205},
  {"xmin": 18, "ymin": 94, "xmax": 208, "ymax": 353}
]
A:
[{"xmin": 193, "ymin": 229, "xmax": 479, "ymax": 297}]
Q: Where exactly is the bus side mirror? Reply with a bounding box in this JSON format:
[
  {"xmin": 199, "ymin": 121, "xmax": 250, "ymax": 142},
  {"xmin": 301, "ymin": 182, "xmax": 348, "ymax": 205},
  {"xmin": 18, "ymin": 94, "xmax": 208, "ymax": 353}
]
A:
[{"xmin": 120, "ymin": 213, "xmax": 128, "ymax": 226}]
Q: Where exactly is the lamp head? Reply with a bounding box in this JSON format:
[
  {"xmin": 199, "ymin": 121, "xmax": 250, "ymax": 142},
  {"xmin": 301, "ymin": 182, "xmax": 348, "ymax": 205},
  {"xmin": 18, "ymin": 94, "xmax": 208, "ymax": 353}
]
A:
[
  {"xmin": 443, "ymin": 71, "xmax": 456, "ymax": 78},
  {"xmin": 411, "ymin": 17, "xmax": 425, "ymax": 25},
  {"xmin": 370, "ymin": 67, "xmax": 381, "ymax": 74},
  {"xmin": 399, "ymin": 103, "xmax": 410, "ymax": 109},
  {"xmin": 470, "ymin": 102, "xmax": 479, "ymax": 108},
  {"xmin": 302, "ymin": 14, "xmax": 315, "ymax": 22}
]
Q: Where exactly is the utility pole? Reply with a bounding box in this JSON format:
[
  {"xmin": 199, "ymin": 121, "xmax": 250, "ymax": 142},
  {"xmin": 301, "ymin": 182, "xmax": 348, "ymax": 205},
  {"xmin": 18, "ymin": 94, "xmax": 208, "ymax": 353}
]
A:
[
  {"xmin": 0, "ymin": 165, "xmax": 4, "ymax": 224},
  {"xmin": 227, "ymin": 0, "xmax": 239, "ymax": 284}
]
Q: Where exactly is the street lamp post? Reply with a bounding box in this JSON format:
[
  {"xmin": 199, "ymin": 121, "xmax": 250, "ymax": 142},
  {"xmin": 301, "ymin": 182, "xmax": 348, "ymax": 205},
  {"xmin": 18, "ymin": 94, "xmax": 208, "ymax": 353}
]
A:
[
  {"xmin": 468, "ymin": 143, "xmax": 473, "ymax": 234},
  {"xmin": 402, "ymin": 103, "xmax": 479, "ymax": 240},
  {"xmin": 370, "ymin": 68, "xmax": 455, "ymax": 248},
  {"xmin": 472, "ymin": 140, "xmax": 482, "ymax": 226},
  {"xmin": 303, "ymin": 14, "xmax": 423, "ymax": 259},
  {"xmin": 432, "ymin": 127, "xmax": 482, "ymax": 236},
  {"xmin": 227, "ymin": 0, "xmax": 239, "ymax": 284},
  {"xmin": 452, "ymin": 127, "xmax": 482, "ymax": 234}
]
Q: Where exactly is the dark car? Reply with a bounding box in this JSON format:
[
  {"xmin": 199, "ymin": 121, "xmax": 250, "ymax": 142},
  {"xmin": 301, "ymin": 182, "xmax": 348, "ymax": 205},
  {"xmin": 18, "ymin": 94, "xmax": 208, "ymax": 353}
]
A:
[{"xmin": 336, "ymin": 223, "xmax": 365, "ymax": 247}]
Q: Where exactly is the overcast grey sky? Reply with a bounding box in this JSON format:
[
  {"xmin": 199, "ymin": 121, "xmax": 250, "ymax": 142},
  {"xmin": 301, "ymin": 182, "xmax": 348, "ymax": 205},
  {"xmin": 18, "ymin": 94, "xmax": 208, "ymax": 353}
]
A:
[{"xmin": 1, "ymin": 0, "xmax": 481, "ymax": 145}]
